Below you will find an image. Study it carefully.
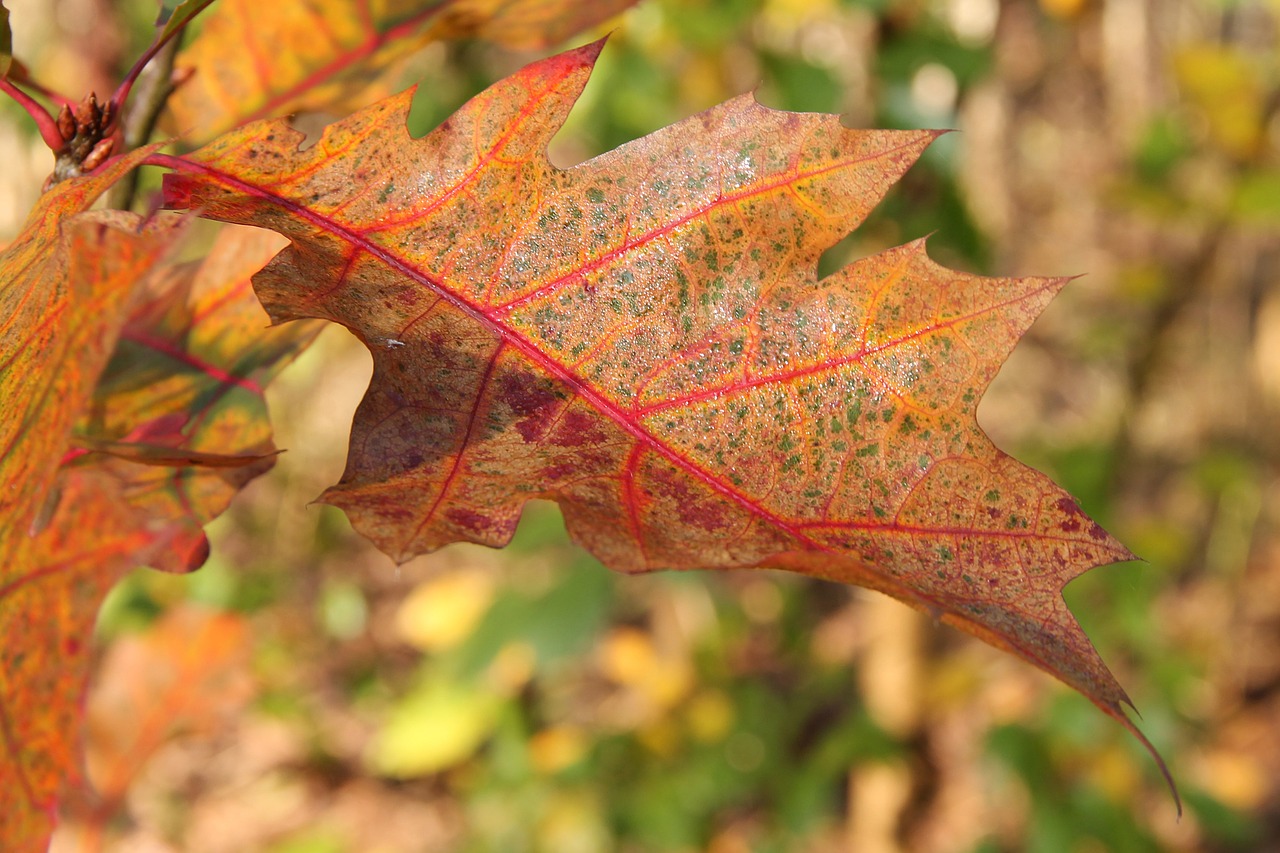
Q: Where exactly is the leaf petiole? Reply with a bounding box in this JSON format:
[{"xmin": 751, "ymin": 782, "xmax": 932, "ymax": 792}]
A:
[{"xmin": 0, "ymin": 76, "xmax": 66, "ymax": 152}]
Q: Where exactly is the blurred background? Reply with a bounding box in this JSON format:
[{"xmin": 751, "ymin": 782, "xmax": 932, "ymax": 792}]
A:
[{"xmin": 3, "ymin": 0, "xmax": 1279, "ymax": 850}]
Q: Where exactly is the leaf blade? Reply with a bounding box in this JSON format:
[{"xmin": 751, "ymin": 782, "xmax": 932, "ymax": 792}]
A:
[
  {"xmin": 0, "ymin": 160, "xmax": 316, "ymax": 848},
  {"xmin": 0, "ymin": 151, "xmax": 163, "ymax": 546},
  {"xmin": 160, "ymin": 42, "xmax": 1170, "ymax": 798},
  {"xmin": 164, "ymin": 0, "xmax": 638, "ymax": 143},
  {"xmin": 1, "ymin": 471, "xmax": 162, "ymax": 853},
  {"xmin": 0, "ymin": 151, "xmax": 178, "ymax": 847}
]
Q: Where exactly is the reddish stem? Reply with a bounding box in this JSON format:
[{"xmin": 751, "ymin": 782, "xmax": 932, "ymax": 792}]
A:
[
  {"xmin": 110, "ymin": 0, "xmax": 216, "ymax": 116},
  {"xmin": 0, "ymin": 77, "xmax": 66, "ymax": 151},
  {"xmin": 143, "ymin": 151, "xmax": 188, "ymax": 169},
  {"xmin": 60, "ymin": 446, "xmax": 91, "ymax": 467},
  {"xmin": 5, "ymin": 72, "xmax": 74, "ymax": 109}
]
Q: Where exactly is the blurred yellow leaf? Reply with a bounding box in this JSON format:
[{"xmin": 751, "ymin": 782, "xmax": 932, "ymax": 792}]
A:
[
  {"xmin": 685, "ymin": 689, "xmax": 734, "ymax": 743},
  {"xmin": 1196, "ymin": 748, "xmax": 1268, "ymax": 810},
  {"xmin": 365, "ymin": 678, "xmax": 501, "ymax": 778},
  {"xmin": 396, "ymin": 567, "xmax": 494, "ymax": 652},
  {"xmin": 600, "ymin": 627, "xmax": 657, "ymax": 685},
  {"xmin": 599, "ymin": 627, "xmax": 693, "ymax": 711},
  {"xmin": 529, "ymin": 725, "xmax": 588, "ymax": 774},
  {"xmin": 1175, "ymin": 44, "xmax": 1266, "ymax": 160}
]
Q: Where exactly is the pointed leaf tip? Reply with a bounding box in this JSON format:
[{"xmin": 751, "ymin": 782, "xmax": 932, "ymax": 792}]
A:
[{"xmin": 1101, "ymin": 699, "xmax": 1182, "ymax": 817}]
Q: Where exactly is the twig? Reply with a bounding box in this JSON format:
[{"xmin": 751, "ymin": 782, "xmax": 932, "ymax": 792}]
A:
[
  {"xmin": 107, "ymin": 36, "xmax": 183, "ymax": 210},
  {"xmin": 110, "ymin": 0, "xmax": 216, "ymax": 117}
]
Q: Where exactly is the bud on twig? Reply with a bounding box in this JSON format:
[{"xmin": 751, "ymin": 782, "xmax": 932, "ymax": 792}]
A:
[
  {"xmin": 74, "ymin": 92, "xmax": 101, "ymax": 137},
  {"xmin": 170, "ymin": 65, "xmax": 196, "ymax": 89},
  {"xmin": 57, "ymin": 104, "xmax": 76, "ymax": 142},
  {"xmin": 81, "ymin": 137, "xmax": 115, "ymax": 172},
  {"xmin": 49, "ymin": 91, "xmax": 121, "ymax": 184}
]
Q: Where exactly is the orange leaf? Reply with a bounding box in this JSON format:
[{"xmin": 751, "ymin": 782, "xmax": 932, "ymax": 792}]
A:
[
  {"xmin": 1, "ymin": 472, "xmax": 167, "ymax": 852},
  {"xmin": 81, "ymin": 606, "xmax": 254, "ymax": 808},
  {"xmin": 1, "ymin": 151, "xmax": 161, "ymax": 543},
  {"xmin": 73, "ymin": 224, "xmax": 323, "ymax": 572},
  {"xmin": 160, "ymin": 41, "xmax": 1174, "ymax": 801},
  {"xmin": 1, "ymin": 161, "xmax": 314, "ymax": 848},
  {"xmin": 0, "ymin": 151, "xmax": 176, "ymax": 850},
  {"xmin": 165, "ymin": 0, "xmax": 638, "ymax": 144}
]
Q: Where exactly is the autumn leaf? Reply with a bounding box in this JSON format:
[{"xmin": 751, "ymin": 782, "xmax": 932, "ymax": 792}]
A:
[
  {"xmin": 159, "ymin": 41, "xmax": 1173, "ymax": 798},
  {"xmin": 0, "ymin": 154, "xmax": 316, "ymax": 847},
  {"xmin": 70, "ymin": 224, "xmax": 324, "ymax": 572},
  {"xmin": 0, "ymin": 151, "xmax": 176, "ymax": 850},
  {"xmin": 76, "ymin": 606, "xmax": 253, "ymax": 814},
  {"xmin": 1, "ymin": 473, "xmax": 169, "ymax": 852},
  {"xmin": 164, "ymin": 0, "xmax": 638, "ymax": 143},
  {"xmin": 1, "ymin": 153, "xmax": 158, "ymax": 542}
]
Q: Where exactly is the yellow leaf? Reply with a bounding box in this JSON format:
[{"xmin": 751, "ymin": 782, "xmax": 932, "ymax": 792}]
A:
[
  {"xmin": 599, "ymin": 627, "xmax": 658, "ymax": 685},
  {"xmin": 365, "ymin": 679, "xmax": 501, "ymax": 778},
  {"xmin": 685, "ymin": 690, "xmax": 734, "ymax": 743},
  {"xmin": 1175, "ymin": 44, "xmax": 1266, "ymax": 160},
  {"xmin": 529, "ymin": 725, "xmax": 588, "ymax": 774},
  {"xmin": 396, "ymin": 568, "xmax": 494, "ymax": 652}
]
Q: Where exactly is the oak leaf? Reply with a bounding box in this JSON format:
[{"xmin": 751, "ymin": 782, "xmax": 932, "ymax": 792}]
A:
[
  {"xmin": 164, "ymin": 0, "xmax": 638, "ymax": 143},
  {"xmin": 77, "ymin": 606, "xmax": 254, "ymax": 814},
  {"xmin": 71, "ymin": 224, "xmax": 323, "ymax": 572},
  {"xmin": 160, "ymin": 41, "xmax": 1172, "ymax": 795},
  {"xmin": 0, "ymin": 157, "xmax": 316, "ymax": 848},
  {"xmin": 0, "ymin": 152, "xmax": 176, "ymax": 850}
]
